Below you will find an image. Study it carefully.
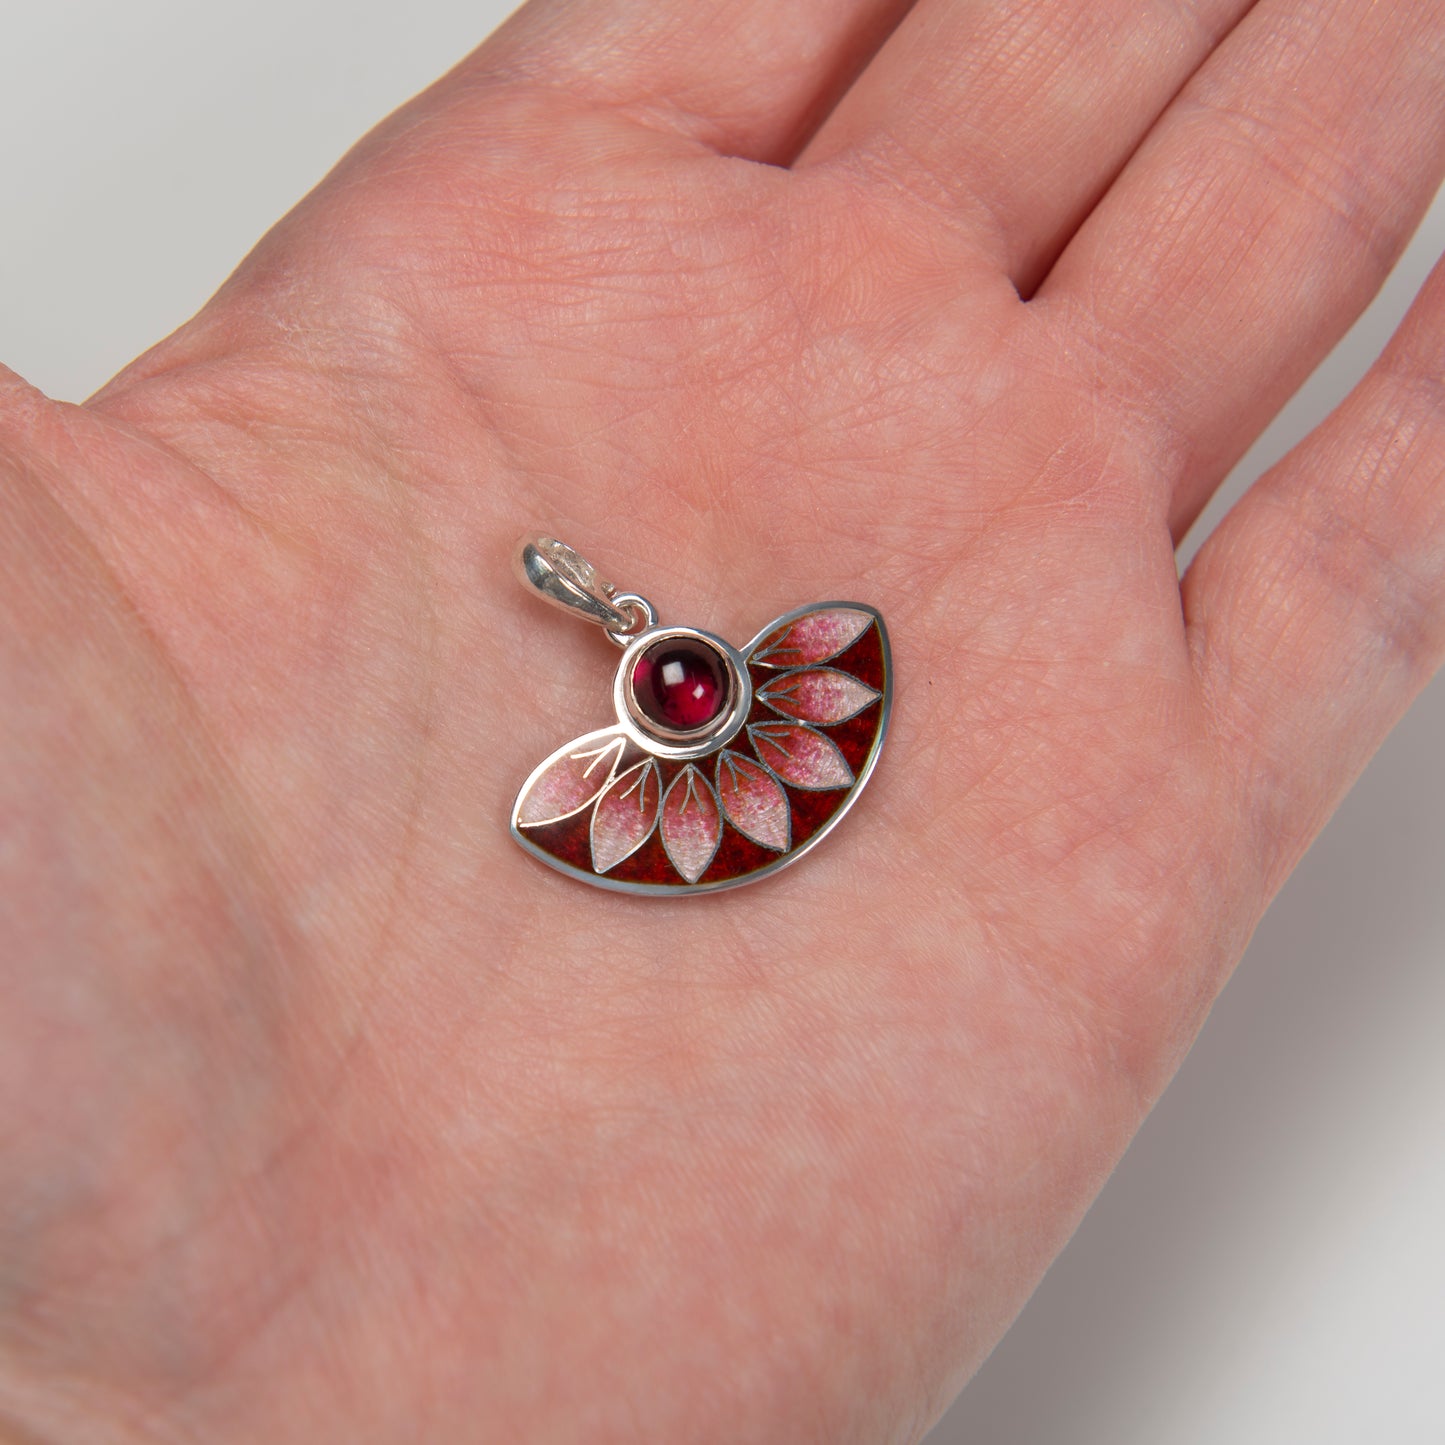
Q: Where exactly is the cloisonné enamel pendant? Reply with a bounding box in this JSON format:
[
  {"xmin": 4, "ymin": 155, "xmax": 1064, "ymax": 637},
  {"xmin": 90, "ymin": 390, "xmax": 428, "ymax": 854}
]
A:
[{"xmin": 509, "ymin": 537, "xmax": 892, "ymax": 895}]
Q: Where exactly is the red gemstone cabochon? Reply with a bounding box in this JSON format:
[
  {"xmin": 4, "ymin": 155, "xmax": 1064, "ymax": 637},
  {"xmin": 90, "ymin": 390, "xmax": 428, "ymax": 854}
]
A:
[{"xmin": 631, "ymin": 638, "xmax": 728, "ymax": 732}]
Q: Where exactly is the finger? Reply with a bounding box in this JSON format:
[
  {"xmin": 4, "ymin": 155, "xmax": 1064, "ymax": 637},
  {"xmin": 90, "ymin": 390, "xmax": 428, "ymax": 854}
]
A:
[
  {"xmin": 451, "ymin": 0, "xmax": 916, "ymax": 163},
  {"xmin": 796, "ymin": 0, "xmax": 1257, "ymax": 289},
  {"xmin": 1183, "ymin": 251, "xmax": 1445, "ymax": 905},
  {"xmin": 1040, "ymin": 0, "xmax": 1445, "ymax": 540}
]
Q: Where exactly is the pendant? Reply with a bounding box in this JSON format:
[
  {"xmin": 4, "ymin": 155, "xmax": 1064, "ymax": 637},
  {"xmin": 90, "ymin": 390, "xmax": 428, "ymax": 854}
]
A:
[{"xmin": 509, "ymin": 537, "xmax": 892, "ymax": 895}]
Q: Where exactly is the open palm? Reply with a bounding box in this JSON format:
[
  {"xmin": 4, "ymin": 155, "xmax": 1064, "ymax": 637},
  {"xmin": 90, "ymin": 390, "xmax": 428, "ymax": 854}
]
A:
[{"xmin": 3, "ymin": 0, "xmax": 1443, "ymax": 1440}]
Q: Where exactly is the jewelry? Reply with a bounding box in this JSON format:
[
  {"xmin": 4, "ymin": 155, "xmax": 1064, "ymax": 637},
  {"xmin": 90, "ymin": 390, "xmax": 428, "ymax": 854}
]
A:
[{"xmin": 510, "ymin": 537, "xmax": 892, "ymax": 895}]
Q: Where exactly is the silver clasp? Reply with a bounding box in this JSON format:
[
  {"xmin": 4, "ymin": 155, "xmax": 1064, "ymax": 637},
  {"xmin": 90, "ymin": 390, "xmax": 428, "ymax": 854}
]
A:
[{"xmin": 513, "ymin": 536, "xmax": 658, "ymax": 643}]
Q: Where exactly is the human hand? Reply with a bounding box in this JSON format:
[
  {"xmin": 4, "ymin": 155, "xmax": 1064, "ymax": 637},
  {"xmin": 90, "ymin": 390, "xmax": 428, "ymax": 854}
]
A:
[{"xmin": 3, "ymin": 1, "xmax": 1443, "ymax": 1440}]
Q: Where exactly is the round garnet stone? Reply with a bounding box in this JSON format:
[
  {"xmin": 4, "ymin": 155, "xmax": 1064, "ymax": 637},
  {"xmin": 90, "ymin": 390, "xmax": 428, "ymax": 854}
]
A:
[{"xmin": 632, "ymin": 638, "xmax": 729, "ymax": 733}]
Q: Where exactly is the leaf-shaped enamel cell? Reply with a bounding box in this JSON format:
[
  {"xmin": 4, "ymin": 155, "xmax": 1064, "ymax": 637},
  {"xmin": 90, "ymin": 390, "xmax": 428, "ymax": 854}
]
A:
[
  {"xmin": 660, "ymin": 766, "xmax": 721, "ymax": 883},
  {"xmin": 749, "ymin": 723, "xmax": 855, "ymax": 791},
  {"xmin": 750, "ymin": 608, "xmax": 873, "ymax": 669},
  {"xmin": 716, "ymin": 750, "xmax": 789, "ymax": 852},
  {"xmin": 516, "ymin": 733, "xmax": 625, "ymax": 827},
  {"xmin": 758, "ymin": 668, "xmax": 881, "ymax": 725},
  {"xmin": 590, "ymin": 760, "xmax": 660, "ymax": 873}
]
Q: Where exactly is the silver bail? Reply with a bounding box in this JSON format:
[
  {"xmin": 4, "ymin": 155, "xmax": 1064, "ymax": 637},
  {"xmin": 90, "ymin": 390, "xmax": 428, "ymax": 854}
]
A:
[{"xmin": 514, "ymin": 536, "xmax": 641, "ymax": 633}]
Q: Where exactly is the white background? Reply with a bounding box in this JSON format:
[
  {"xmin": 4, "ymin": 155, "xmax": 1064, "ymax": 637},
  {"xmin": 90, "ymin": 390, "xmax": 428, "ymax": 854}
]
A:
[{"xmin": 3, "ymin": 4, "xmax": 1441, "ymax": 1441}]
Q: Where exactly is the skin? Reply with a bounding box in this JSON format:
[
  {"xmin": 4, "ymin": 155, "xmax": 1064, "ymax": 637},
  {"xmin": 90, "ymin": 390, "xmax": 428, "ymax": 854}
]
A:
[{"xmin": 1, "ymin": 0, "xmax": 1443, "ymax": 1440}]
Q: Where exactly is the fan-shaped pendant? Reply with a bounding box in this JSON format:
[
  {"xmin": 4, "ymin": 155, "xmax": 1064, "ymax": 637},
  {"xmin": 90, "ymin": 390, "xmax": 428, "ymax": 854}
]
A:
[{"xmin": 510, "ymin": 537, "xmax": 892, "ymax": 895}]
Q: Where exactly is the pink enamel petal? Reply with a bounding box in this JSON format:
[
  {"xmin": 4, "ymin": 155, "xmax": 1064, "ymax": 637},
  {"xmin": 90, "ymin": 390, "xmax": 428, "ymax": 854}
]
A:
[
  {"xmin": 758, "ymin": 668, "xmax": 881, "ymax": 725},
  {"xmin": 590, "ymin": 760, "xmax": 660, "ymax": 873},
  {"xmin": 749, "ymin": 723, "xmax": 854, "ymax": 791},
  {"xmin": 716, "ymin": 751, "xmax": 790, "ymax": 853},
  {"xmin": 516, "ymin": 734, "xmax": 626, "ymax": 827},
  {"xmin": 750, "ymin": 608, "xmax": 873, "ymax": 669},
  {"xmin": 660, "ymin": 766, "xmax": 721, "ymax": 884}
]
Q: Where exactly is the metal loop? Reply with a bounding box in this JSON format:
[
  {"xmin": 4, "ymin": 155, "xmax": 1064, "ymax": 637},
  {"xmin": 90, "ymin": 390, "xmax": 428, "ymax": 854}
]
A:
[
  {"xmin": 514, "ymin": 536, "xmax": 635, "ymax": 632},
  {"xmin": 605, "ymin": 592, "xmax": 659, "ymax": 647}
]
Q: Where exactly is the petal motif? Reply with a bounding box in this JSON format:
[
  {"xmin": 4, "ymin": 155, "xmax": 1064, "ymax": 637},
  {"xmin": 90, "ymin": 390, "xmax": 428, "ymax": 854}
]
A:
[
  {"xmin": 749, "ymin": 723, "xmax": 854, "ymax": 791},
  {"xmin": 660, "ymin": 766, "xmax": 722, "ymax": 884},
  {"xmin": 751, "ymin": 608, "xmax": 873, "ymax": 669},
  {"xmin": 590, "ymin": 760, "xmax": 660, "ymax": 873},
  {"xmin": 716, "ymin": 751, "xmax": 790, "ymax": 853},
  {"xmin": 516, "ymin": 734, "xmax": 625, "ymax": 827},
  {"xmin": 758, "ymin": 668, "xmax": 881, "ymax": 725}
]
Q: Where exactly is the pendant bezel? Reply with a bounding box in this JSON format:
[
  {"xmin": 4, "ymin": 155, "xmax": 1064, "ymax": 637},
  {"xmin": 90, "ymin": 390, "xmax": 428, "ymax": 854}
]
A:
[{"xmin": 612, "ymin": 624, "xmax": 752, "ymax": 760}]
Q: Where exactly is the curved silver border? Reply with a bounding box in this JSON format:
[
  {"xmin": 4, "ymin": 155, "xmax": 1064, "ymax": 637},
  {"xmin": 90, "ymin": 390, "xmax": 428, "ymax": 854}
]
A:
[
  {"xmin": 509, "ymin": 604, "xmax": 892, "ymax": 896},
  {"xmin": 611, "ymin": 626, "xmax": 751, "ymax": 761}
]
